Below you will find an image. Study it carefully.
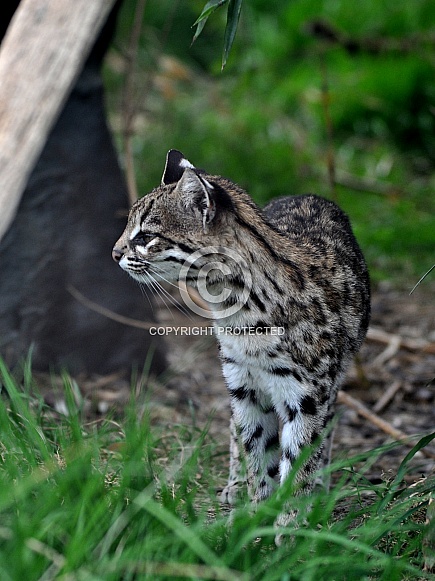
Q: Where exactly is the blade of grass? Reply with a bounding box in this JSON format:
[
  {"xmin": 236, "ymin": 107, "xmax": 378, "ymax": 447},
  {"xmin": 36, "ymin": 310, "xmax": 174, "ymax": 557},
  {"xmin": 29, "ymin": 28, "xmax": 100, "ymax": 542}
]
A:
[
  {"xmin": 0, "ymin": 358, "xmax": 51, "ymax": 463},
  {"xmin": 377, "ymin": 431, "xmax": 435, "ymax": 514},
  {"xmin": 105, "ymin": 560, "xmax": 248, "ymax": 581},
  {"xmin": 134, "ymin": 491, "xmax": 225, "ymax": 568}
]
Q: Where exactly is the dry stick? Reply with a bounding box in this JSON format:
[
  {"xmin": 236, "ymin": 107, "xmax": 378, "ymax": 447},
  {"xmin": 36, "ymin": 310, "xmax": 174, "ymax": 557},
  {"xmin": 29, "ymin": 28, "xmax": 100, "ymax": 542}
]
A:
[
  {"xmin": 424, "ymin": 492, "xmax": 435, "ymax": 572},
  {"xmin": 68, "ymin": 285, "xmax": 435, "ymax": 457},
  {"xmin": 371, "ymin": 334, "xmax": 401, "ymax": 367},
  {"xmin": 334, "ymin": 171, "xmax": 399, "ymax": 197},
  {"xmin": 337, "ymin": 390, "xmax": 435, "ymax": 460},
  {"xmin": 121, "ymin": 0, "xmax": 148, "ymax": 206},
  {"xmin": 67, "ymin": 285, "xmax": 158, "ymax": 330},
  {"xmin": 373, "ymin": 380, "xmax": 403, "ymax": 414},
  {"xmin": 367, "ymin": 326, "xmax": 435, "ymax": 355},
  {"xmin": 69, "ymin": 286, "xmax": 435, "ymax": 355},
  {"xmin": 67, "ymin": 285, "xmax": 210, "ymax": 331},
  {"xmin": 307, "ymin": 19, "xmax": 435, "ymax": 57},
  {"xmin": 319, "ymin": 52, "xmax": 337, "ymax": 203}
]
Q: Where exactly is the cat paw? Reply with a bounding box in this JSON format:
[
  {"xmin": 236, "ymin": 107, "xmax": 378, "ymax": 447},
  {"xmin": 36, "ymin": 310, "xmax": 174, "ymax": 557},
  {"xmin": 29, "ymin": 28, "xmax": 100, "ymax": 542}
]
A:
[
  {"xmin": 219, "ymin": 480, "xmax": 239, "ymax": 505},
  {"xmin": 274, "ymin": 510, "xmax": 301, "ymax": 546}
]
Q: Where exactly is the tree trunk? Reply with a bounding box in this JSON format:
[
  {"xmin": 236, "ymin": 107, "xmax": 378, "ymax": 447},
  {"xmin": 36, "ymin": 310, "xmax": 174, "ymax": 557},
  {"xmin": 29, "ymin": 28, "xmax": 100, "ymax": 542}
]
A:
[
  {"xmin": 0, "ymin": 0, "xmax": 117, "ymax": 241},
  {"xmin": 0, "ymin": 1, "xmax": 167, "ymax": 376}
]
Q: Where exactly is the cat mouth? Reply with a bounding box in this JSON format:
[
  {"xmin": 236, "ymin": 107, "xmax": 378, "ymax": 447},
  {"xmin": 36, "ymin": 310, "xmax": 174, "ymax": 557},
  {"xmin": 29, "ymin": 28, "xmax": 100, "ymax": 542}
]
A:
[
  {"xmin": 118, "ymin": 255, "xmax": 149, "ymax": 275},
  {"xmin": 121, "ymin": 255, "xmax": 183, "ymax": 286}
]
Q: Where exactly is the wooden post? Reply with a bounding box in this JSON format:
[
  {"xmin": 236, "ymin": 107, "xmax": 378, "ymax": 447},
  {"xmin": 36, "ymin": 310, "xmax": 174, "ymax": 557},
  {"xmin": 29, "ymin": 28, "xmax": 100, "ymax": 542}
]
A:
[{"xmin": 0, "ymin": 0, "xmax": 117, "ymax": 241}]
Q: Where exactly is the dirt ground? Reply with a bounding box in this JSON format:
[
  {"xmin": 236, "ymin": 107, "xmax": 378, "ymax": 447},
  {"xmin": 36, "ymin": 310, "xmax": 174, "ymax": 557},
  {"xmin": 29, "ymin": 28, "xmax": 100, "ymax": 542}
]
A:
[{"xmin": 40, "ymin": 283, "xmax": 435, "ymax": 486}]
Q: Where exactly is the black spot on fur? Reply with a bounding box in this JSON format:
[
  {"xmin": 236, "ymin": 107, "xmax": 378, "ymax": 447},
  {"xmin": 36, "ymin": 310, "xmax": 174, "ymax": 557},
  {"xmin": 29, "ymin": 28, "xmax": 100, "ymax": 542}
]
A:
[
  {"xmin": 300, "ymin": 395, "xmax": 317, "ymax": 416},
  {"xmin": 284, "ymin": 449, "xmax": 296, "ymax": 464},
  {"xmin": 267, "ymin": 465, "xmax": 279, "ymax": 479},
  {"xmin": 265, "ymin": 433, "xmax": 280, "ymax": 451},
  {"xmin": 292, "ymin": 369, "xmax": 302, "ymax": 383},
  {"xmin": 253, "ymin": 320, "xmax": 269, "ymax": 334},
  {"xmin": 226, "ymin": 274, "xmax": 246, "ymax": 289},
  {"xmin": 229, "ymin": 386, "xmax": 257, "ymax": 406},
  {"xmin": 249, "ymin": 291, "xmax": 266, "ymax": 313},
  {"xmin": 222, "ymin": 356, "xmax": 237, "ymax": 365},
  {"xmin": 243, "ymin": 425, "xmax": 264, "ymax": 453},
  {"xmin": 286, "ymin": 405, "xmax": 297, "ymax": 422},
  {"xmin": 310, "ymin": 431, "xmax": 320, "ymax": 445},
  {"xmin": 270, "ymin": 366, "xmax": 294, "ymax": 376},
  {"xmin": 222, "ymin": 294, "xmax": 239, "ymax": 308}
]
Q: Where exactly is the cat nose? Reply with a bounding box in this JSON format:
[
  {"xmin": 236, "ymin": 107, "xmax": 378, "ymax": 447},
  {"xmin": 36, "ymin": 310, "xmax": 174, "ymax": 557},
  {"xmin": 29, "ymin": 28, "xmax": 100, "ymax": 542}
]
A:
[{"xmin": 112, "ymin": 247, "xmax": 124, "ymax": 262}]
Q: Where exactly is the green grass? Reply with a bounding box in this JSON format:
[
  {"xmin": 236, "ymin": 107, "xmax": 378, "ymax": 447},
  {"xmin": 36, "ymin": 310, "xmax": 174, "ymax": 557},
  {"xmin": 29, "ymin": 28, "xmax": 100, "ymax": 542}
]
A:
[{"xmin": 0, "ymin": 359, "xmax": 434, "ymax": 580}]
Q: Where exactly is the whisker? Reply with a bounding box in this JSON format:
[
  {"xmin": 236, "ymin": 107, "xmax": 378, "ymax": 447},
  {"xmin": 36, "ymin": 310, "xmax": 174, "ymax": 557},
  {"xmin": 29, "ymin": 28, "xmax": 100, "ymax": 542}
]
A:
[
  {"xmin": 138, "ymin": 281, "xmax": 155, "ymax": 314},
  {"xmin": 146, "ymin": 271, "xmax": 193, "ymax": 320},
  {"xmin": 143, "ymin": 272, "xmax": 183, "ymax": 320},
  {"xmin": 148, "ymin": 264, "xmax": 187, "ymax": 292},
  {"xmin": 146, "ymin": 265, "xmax": 195, "ymax": 318}
]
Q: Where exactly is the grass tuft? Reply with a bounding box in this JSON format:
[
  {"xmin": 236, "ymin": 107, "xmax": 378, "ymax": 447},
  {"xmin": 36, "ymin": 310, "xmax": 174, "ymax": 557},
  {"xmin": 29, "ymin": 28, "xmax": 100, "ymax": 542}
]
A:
[{"xmin": 0, "ymin": 360, "xmax": 434, "ymax": 580}]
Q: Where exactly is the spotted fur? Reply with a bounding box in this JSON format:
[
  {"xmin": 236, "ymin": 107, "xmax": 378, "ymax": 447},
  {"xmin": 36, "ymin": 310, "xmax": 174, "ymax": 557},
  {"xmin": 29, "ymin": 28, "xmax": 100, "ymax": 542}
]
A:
[{"xmin": 113, "ymin": 150, "xmax": 370, "ymax": 519}]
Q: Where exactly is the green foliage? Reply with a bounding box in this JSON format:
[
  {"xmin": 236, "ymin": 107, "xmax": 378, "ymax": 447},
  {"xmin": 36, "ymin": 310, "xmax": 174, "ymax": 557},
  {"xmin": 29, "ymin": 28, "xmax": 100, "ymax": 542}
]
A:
[
  {"xmin": 104, "ymin": 0, "xmax": 435, "ymax": 285},
  {"xmin": 193, "ymin": 0, "xmax": 243, "ymax": 68},
  {"xmin": 1, "ymin": 361, "xmax": 435, "ymax": 579}
]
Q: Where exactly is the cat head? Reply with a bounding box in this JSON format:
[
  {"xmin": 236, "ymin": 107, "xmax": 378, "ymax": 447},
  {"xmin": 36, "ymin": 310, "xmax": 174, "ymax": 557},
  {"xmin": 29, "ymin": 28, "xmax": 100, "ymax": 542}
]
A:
[{"xmin": 112, "ymin": 150, "xmax": 237, "ymax": 284}]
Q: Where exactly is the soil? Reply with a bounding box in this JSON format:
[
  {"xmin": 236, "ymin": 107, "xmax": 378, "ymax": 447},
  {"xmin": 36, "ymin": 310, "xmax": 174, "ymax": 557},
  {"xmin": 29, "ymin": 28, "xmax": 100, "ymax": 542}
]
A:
[{"xmin": 38, "ymin": 283, "xmax": 435, "ymax": 487}]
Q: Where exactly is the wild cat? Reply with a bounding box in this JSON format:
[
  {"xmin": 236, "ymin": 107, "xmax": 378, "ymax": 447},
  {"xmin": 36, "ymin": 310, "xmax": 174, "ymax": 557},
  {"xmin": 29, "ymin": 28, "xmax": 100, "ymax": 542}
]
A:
[{"xmin": 113, "ymin": 150, "xmax": 370, "ymax": 526}]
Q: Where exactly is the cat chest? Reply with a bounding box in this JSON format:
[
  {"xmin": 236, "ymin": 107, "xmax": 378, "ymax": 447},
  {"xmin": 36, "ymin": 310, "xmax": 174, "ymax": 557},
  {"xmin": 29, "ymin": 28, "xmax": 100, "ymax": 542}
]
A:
[{"xmin": 217, "ymin": 331, "xmax": 307, "ymax": 401}]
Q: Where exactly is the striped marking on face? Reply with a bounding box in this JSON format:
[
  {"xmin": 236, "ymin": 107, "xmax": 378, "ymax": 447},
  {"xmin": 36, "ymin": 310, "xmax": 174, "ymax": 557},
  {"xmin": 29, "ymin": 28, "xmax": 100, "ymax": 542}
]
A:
[
  {"xmin": 129, "ymin": 223, "xmax": 141, "ymax": 241},
  {"xmin": 136, "ymin": 237, "xmax": 159, "ymax": 256}
]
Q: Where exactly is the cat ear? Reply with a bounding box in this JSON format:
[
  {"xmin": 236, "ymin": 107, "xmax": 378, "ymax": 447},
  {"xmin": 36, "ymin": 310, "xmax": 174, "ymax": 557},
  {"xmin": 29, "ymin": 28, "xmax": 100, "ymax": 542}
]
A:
[
  {"xmin": 162, "ymin": 149, "xmax": 195, "ymax": 185},
  {"xmin": 176, "ymin": 168, "xmax": 216, "ymax": 232}
]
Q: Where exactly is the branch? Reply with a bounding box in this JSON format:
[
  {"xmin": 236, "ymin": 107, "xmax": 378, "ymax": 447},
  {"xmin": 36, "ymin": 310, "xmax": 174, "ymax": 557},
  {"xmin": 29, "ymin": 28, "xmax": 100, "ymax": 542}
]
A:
[
  {"xmin": 366, "ymin": 326, "xmax": 435, "ymax": 355},
  {"xmin": 337, "ymin": 390, "xmax": 435, "ymax": 459},
  {"xmin": 0, "ymin": 0, "xmax": 117, "ymax": 242},
  {"xmin": 68, "ymin": 285, "xmax": 435, "ymax": 459},
  {"xmin": 306, "ymin": 19, "xmax": 435, "ymax": 56},
  {"xmin": 334, "ymin": 170, "xmax": 401, "ymax": 197},
  {"xmin": 67, "ymin": 285, "xmax": 157, "ymax": 330},
  {"xmin": 121, "ymin": 0, "xmax": 148, "ymax": 206}
]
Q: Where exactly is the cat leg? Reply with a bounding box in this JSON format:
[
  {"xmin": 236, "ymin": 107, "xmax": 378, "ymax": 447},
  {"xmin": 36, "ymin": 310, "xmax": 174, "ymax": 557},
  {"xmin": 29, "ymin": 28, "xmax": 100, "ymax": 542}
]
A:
[
  {"xmin": 230, "ymin": 395, "xmax": 280, "ymax": 504},
  {"xmin": 220, "ymin": 415, "xmax": 243, "ymax": 505},
  {"xmin": 274, "ymin": 395, "xmax": 326, "ymax": 536}
]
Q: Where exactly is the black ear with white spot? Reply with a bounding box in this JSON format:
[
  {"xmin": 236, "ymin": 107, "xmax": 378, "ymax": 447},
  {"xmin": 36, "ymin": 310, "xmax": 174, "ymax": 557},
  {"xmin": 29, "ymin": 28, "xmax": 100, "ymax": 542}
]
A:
[
  {"xmin": 162, "ymin": 149, "xmax": 195, "ymax": 185},
  {"xmin": 176, "ymin": 168, "xmax": 216, "ymax": 232}
]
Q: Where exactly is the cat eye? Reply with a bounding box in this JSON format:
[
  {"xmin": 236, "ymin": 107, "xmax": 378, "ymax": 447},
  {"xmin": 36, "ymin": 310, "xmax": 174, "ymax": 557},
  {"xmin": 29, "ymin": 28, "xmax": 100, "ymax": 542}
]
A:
[{"xmin": 132, "ymin": 232, "xmax": 158, "ymax": 244}]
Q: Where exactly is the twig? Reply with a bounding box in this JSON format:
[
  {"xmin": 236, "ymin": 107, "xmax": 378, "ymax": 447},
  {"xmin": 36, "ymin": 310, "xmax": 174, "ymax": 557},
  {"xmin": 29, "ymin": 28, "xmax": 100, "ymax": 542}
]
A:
[
  {"xmin": 121, "ymin": 0, "xmax": 148, "ymax": 206},
  {"xmin": 335, "ymin": 170, "xmax": 400, "ymax": 197},
  {"xmin": 319, "ymin": 53, "xmax": 337, "ymax": 202},
  {"xmin": 67, "ymin": 285, "xmax": 156, "ymax": 330},
  {"xmin": 337, "ymin": 390, "xmax": 435, "ymax": 459},
  {"xmin": 67, "ymin": 285, "xmax": 210, "ymax": 330},
  {"xmin": 424, "ymin": 492, "xmax": 435, "ymax": 572},
  {"xmin": 371, "ymin": 334, "xmax": 401, "ymax": 367},
  {"xmin": 68, "ymin": 287, "xmax": 435, "ymax": 357},
  {"xmin": 306, "ymin": 19, "xmax": 435, "ymax": 56},
  {"xmin": 373, "ymin": 380, "xmax": 402, "ymax": 414},
  {"xmin": 366, "ymin": 326, "xmax": 435, "ymax": 355}
]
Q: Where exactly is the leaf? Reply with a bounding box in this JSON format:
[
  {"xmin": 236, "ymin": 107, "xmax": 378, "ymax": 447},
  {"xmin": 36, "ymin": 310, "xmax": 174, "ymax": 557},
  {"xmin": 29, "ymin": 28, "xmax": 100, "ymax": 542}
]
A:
[
  {"xmin": 192, "ymin": 0, "xmax": 228, "ymax": 44},
  {"xmin": 222, "ymin": 0, "xmax": 243, "ymax": 69}
]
